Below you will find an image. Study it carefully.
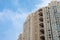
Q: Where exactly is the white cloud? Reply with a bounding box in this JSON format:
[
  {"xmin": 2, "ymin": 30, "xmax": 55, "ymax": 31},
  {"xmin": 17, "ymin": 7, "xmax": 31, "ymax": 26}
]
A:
[
  {"xmin": 1, "ymin": 0, "xmax": 60, "ymax": 40},
  {"xmin": 0, "ymin": 9, "xmax": 29, "ymax": 33},
  {"xmin": 26, "ymin": 0, "xmax": 52, "ymax": 13},
  {"xmin": 0, "ymin": 9, "xmax": 28, "ymax": 27},
  {"xmin": 35, "ymin": 0, "xmax": 60, "ymax": 9},
  {"xmin": 35, "ymin": 0, "xmax": 52, "ymax": 9},
  {"xmin": 0, "ymin": 9, "xmax": 29, "ymax": 40}
]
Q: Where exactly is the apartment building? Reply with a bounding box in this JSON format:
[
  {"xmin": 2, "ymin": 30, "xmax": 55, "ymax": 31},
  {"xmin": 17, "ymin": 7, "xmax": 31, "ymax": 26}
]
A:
[
  {"xmin": 18, "ymin": 0, "xmax": 60, "ymax": 40},
  {"xmin": 22, "ymin": 8, "xmax": 44, "ymax": 40},
  {"xmin": 43, "ymin": 0, "xmax": 60, "ymax": 40}
]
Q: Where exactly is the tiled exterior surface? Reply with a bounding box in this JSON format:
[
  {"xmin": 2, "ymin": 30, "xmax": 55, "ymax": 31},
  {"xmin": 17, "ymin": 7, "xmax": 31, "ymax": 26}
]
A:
[
  {"xmin": 43, "ymin": 0, "xmax": 60, "ymax": 40},
  {"xmin": 18, "ymin": 0, "xmax": 60, "ymax": 40}
]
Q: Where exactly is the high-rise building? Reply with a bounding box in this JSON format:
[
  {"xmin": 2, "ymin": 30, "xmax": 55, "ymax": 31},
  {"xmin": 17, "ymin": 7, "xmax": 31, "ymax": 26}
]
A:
[
  {"xmin": 18, "ymin": 0, "xmax": 60, "ymax": 40},
  {"xmin": 23, "ymin": 14, "xmax": 31, "ymax": 40},
  {"xmin": 22, "ymin": 8, "xmax": 44, "ymax": 40},
  {"xmin": 43, "ymin": 0, "xmax": 60, "ymax": 40}
]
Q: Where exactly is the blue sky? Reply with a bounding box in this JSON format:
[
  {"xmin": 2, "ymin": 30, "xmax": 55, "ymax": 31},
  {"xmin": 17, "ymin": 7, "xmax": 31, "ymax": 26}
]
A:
[{"xmin": 0, "ymin": 0, "xmax": 52, "ymax": 40}]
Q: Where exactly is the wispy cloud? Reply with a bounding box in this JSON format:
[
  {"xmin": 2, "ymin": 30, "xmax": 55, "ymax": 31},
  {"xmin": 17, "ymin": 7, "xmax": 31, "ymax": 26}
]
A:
[
  {"xmin": 0, "ymin": 0, "xmax": 52, "ymax": 39},
  {"xmin": 0, "ymin": 9, "xmax": 28, "ymax": 40},
  {"xmin": 1, "ymin": 0, "xmax": 60, "ymax": 40},
  {"xmin": 35, "ymin": 0, "xmax": 60, "ymax": 9},
  {"xmin": 35, "ymin": 0, "xmax": 51, "ymax": 10}
]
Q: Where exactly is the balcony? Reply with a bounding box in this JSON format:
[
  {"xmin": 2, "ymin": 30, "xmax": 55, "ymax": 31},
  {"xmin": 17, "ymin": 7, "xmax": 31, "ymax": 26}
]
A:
[
  {"xmin": 39, "ymin": 12, "xmax": 43, "ymax": 16},
  {"xmin": 39, "ymin": 17, "xmax": 43, "ymax": 22},
  {"xmin": 40, "ymin": 29, "xmax": 44, "ymax": 34},
  {"xmin": 39, "ymin": 23, "xmax": 44, "ymax": 28},
  {"xmin": 40, "ymin": 35, "xmax": 45, "ymax": 40}
]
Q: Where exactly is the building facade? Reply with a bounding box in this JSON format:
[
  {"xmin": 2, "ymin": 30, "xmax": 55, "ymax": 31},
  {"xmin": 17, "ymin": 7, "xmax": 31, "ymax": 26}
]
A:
[
  {"xmin": 18, "ymin": 0, "xmax": 60, "ymax": 40},
  {"xmin": 23, "ymin": 14, "xmax": 31, "ymax": 40},
  {"xmin": 22, "ymin": 8, "xmax": 45, "ymax": 40},
  {"xmin": 43, "ymin": 0, "xmax": 60, "ymax": 40}
]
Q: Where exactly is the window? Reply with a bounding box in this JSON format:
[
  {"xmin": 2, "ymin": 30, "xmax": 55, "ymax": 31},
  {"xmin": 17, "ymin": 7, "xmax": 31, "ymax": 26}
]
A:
[
  {"xmin": 39, "ymin": 17, "xmax": 43, "ymax": 22},
  {"xmin": 40, "ymin": 36, "xmax": 45, "ymax": 40},
  {"xmin": 59, "ymin": 35, "xmax": 60, "ymax": 37},
  {"xmin": 48, "ymin": 30, "xmax": 50, "ymax": 31},
  {"xmin": 54, "ymin": 9, "xmax": 57, "ymax": 13},
  {"xmin": 49, "ymin": 36, "xmax": 51, "ymax": 38},
  {"xmin": 40, "ymin": 29, "xmax": 44, "ymax": 34},
  {"xmin": 47, "ymin": 21, "xmax": 49, "ymax": 23},
  {"xmin": 49, "ymin": 34, "xmax": 51, "ymax": 36},
  {"xmin": 39, "ymin": 23, "xmax": 44, "ymax": 28},
  {"xmin": 53, "ymin": 6, "xmax": 57, "ymax": 13},
  {"xmin": 39, "ymin": 12, "xmax": 43, "ymax": 16}
]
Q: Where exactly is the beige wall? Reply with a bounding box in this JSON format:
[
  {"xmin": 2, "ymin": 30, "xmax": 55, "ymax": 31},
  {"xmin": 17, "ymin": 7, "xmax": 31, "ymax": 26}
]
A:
[{"xmin": 18, "ymin": 0, "xmax": 60, "ymax": 40}]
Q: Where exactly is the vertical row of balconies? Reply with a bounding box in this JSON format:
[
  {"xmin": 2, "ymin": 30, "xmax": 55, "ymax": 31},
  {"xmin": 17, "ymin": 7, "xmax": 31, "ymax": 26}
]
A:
[{"xmin": 38, "ymin": 9, "xmax": 45, "ymax": 40}]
